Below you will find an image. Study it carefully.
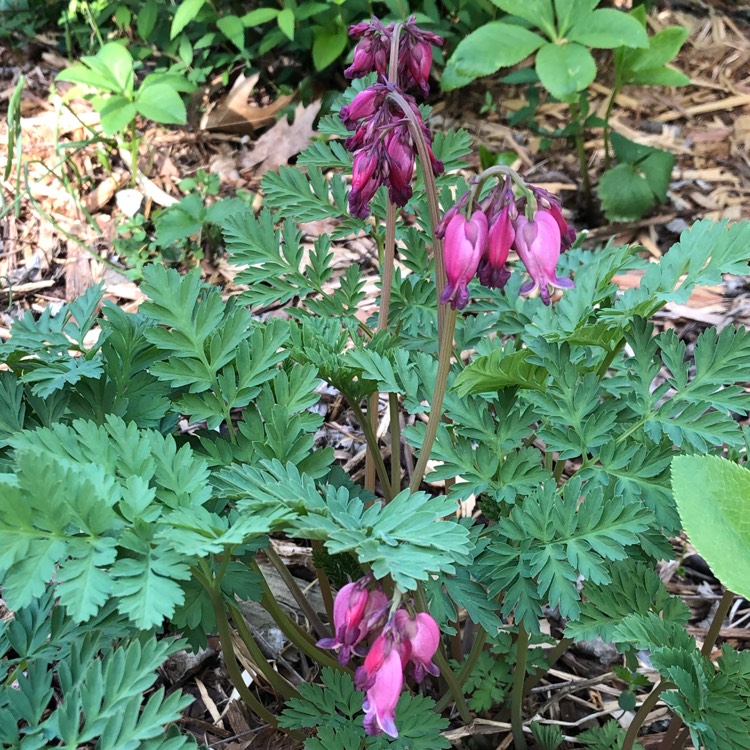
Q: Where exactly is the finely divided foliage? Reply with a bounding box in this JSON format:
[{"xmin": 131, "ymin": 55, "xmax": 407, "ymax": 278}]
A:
[{"xmin": 3, "ymin": 10, "xmax": 750, "ymax": 750}]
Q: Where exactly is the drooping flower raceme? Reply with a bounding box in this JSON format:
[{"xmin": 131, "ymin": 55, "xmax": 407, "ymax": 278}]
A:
[
  {"xmin": 437, "ymin": 173, "xmax": 576, "ymax": 308},
  {"xmin": 318, "ymin": 576, "xmax": 441, "ymax": 738},
  {"xmin": 340, "ymin": 18, "xmax": 444, "ymax": 219}
]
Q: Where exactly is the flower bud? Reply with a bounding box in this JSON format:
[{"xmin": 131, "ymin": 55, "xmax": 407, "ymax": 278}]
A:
[
  {"xmin": 440, "ymin": 210, "xmax": 488, "ymax": 310},
  {"xmin": 348, "ymin": 148, "xmax": 382, "ymax": 219},
  {"xmin": 340, "ymin": 86, "xmax": 385, "ymax": 130},
  {"xmin": 514, "ymin": 209, "xmax": 575, "ymax": 305},
  {"xmin": 385, "ymin": 128, "xmax": 415, "ymax": 206},
  {"xmin": 478, "ymin": 204, "xmax": 514, "ymax": 290}
]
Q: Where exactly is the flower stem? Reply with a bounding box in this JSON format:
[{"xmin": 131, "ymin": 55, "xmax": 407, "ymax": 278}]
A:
[
  {"xmin": 522, "ymin": 637, "xmax": 572, "ymax": 696},
  {"xmin": 226, "ymin": 600, "xmax": 299, "ymax": 699},
  {"xmin": 603, "ymin": 83, "xmax": 621, "ymax": 170},
  {"xmin": 347, "ymin": 396, "xmax": 394, "ymax": 500},
  {"xmin": 208, "ymin": 586, "xmax": 280, "ymax": 728},
  {"xmin": 265, "ymin": 543, "xmax": 328, "ymax": 639},
  {"xmin": 389, "ymin": 392, "xmax": 401, "ymax": 492},
  {"xmin": 511, "ymin": 623, "xmax": 530, "ymax": 750},
  {"xmin": 409, "ymin": 308, "xmax": 457, "ymax": 492},
  {"xmin": 251, "ymin": 560, "xmax": 350, "ymax": 674},
  {"xmin": 433, "ymin": 648, "xmax": 473, "ymax": 724},
  {"xmin": 623, "ymin": 681, "xmax": 671, "ymax": 750},
  {"xmin": 569, "ymin": 101, "xmax": 591, "ymax": 210},
  {"xmin": 312, "ymin": 539, "xmax": 335, "ymax": 627},
  {"xmin": 386, "ymin": 88, "xmax": 446, "ymax": 343},
  {"xmin": 435, "ymin": 626, "xmax": 488, "ymax": 712}
]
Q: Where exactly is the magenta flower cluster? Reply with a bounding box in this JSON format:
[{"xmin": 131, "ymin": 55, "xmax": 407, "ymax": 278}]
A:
[
  {"xmin": 438, "ymin": 179, "xmax": 576, "ymax": 308},
  {"xmin": 340, "ymin": 18, "xmax": 444, "ymax": 219},
  {"xmin": 345, "ymin": 16, "xmax": 444, "ymax": 96},
  {"xmin": 318, "ymin": 576, "xmax": 440, "ymax": 738}
]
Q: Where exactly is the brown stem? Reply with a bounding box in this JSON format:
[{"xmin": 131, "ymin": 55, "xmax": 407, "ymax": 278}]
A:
[
  {"xmin": 265, "ymin": 544, "xmax": 328, "ymax": 639},
  {"xmin": 409, "ymin": 308, "xmax": 457, "ymax": 492},
  {"xmin": 348, "ymin": 396, "xmax": 394, "ymax": 499},
  {"xmin": 312, "ymin": 539, "xmax": 335, "ymax": 627},
  {"xmin": 388, "ymin": 392, "xmax": 401, "ymax": 493}
]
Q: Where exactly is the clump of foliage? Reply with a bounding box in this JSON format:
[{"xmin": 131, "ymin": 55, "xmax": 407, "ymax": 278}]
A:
[{"xmin": 1, "ymin": 9, "xmax": 748, "ymax": 750}]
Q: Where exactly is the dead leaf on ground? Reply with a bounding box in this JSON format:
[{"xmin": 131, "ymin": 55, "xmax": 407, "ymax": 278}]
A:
[
  {"xmin": 200, "ymin": 73, "xmax": 293, "ymax": 134},
  {"xmin": 240, "ymin": 100, "xmax": 322, "ymax": 177}
]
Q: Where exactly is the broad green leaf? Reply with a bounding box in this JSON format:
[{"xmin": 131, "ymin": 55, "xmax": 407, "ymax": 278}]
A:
[
  {"xmin": 628, "ymin": 66, "xmax": 690, "ymax": 87},
  {"xmin": 553, "ymin": 0, "xmax": 598, "ymax": 37},
  {"xmin": 135, "ymin": 84, "xmax": 187, "ymax": 125},
  {"xmin": 92, "ymin": 42, "xmax": 134, "ymax": 94},
  {"xmin": 313, "ymin": 26, "xmax": 348, "ymax": 71},
  {"xmin": 216, "ymin": 14, "xmax": 245, "ymax": 49},
  {"xmin": 598, "ymin": 163, "xmax": 655, "ymax": 221},
  {"xmin": 454, "ymin": 348, "xmax": 548, "ymax": 395},
  {"xmin": 568, "ymin": 8, "xmax": 648, "ymax": 49},
  {"xmin": 622, "ymin": 25, "xmax": 689, "ymax": 74},
  {"xmin": 277, "ymin": 8, "xmax": 295, "ymax": 40},
  {"xmin": 444, "ymin": 22, "xmax": 546, "ymax": 87},
  {"xmin": 535, "ymin": 42, "xmax": 596, "ymax": 100},
  {"xmin": 98, "ymin": 96, "xmax": 137, "ymax": 135},
  {"xmin": 170, "ymin": 0, "xmax": 206, "ymax": 39},
  {"xmin": 672, "ymin": 456, "xmax": 750, "ymax": 600},
  {"xmin": 241, "ymin": 7, "xmax": 279, "ymax": 26},
  {"xmin": 137, "ymin": 0, "xmax": 158, "ymax": 39},
  {"xmin": 489, "ymin": 0, "xmax": 556, "ymax": 39}
]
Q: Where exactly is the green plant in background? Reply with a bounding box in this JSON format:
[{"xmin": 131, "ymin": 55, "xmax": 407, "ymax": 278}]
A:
[
  {"xmin": 443, "ymin": 0, "xmax": 689, "ymax": 219},
  {"xmin": 56, "ymin": 41, "xmax": 193, "ymax": 184}
]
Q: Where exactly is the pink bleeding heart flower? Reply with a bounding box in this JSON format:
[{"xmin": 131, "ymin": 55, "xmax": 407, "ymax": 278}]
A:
[
  {"xmin": 478, "ymin": 204, "xmax": 514, "ymax": 290},
  {"xmin": 317, "ymin": 578, "xmax": 382, "ymax": 665},
  {"xmin": 440, "ymin": 210, "xmax": 488, "ymax": 310},
  {"xmin": 359, "ymin": 635, "xmax": 404, "ymax": 738},
  {"xmin": 514, "ymin": 209, "xmax": 575, "ymax": 305},
  {"xmin": 394, "ymin": 610, "xmax": 440, "ymax": 682}
]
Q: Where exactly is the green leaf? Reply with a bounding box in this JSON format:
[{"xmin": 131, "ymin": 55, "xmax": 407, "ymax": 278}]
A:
[
  {"xmin": 313, "ymin": 25, "xmax": 348, "ymax": 71},
  {"xmin": 480, "ymin": 480, "xmax": 652, "ymax": 633},
  {"xmin": 137, "ymin": 0, "xmax": 158, "ymax": 39},
  {"xmin": 566, "ymin": 560, "xmax": 689, "ymax": 642},
  {"xmin": 241, "ymin": 8, "xmax": 279, "ymax": 26},
  {"xmin": 628, "ymin": 66, "xmax": 690, "ymax": 87},
  {"xmin": 598, "ymin": 163, "xmax": 655, "ymax": 221},
  {"xmin": 672, "ymin": 456, "xmax": 750, "ymax": 601},
  {"xmin": 170, "ymin": 0, "xmax": 206, "ymax": 39},
  {"xmin": 444, "ymin": 22, "xmax": 546, "ymax": 87},
  {"xmin": 92, "ymin": 42, "xmax": 135, "ymax": 94},
  {"xmin": 216, "ymin": 14, "xmax": 245, "ymax": 49},
  {"xmin": 568, "ymin": 8, "xmax": 648, "ymax": 49},
  {"xmin": 135, "ymin": 83, "xmax": 187, "ymax": 125},
  {"xmin": 553, "ymin": 0, "xmax": 598, "ymax": 37},
  {"xmin": 535, "ymin": 42, "xmax": 596, "ymax": 100},
  {"xmin": 454, "ymin": 348, "xmax": 548, "ymax": 395},
  {"xmin": 98, "ymin": 96, "xmax": 137, "ymax": 135},
  {"xmin": 489, "ymin": 0, "xmax": 556, "ymax": 38},
  {"xmin": 277, "ymin": 8, "xmax": 295, "ymax": 40},
  {"xmin": 280, "ymin": 667, "xmax": 362, "ymax": 730}
]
